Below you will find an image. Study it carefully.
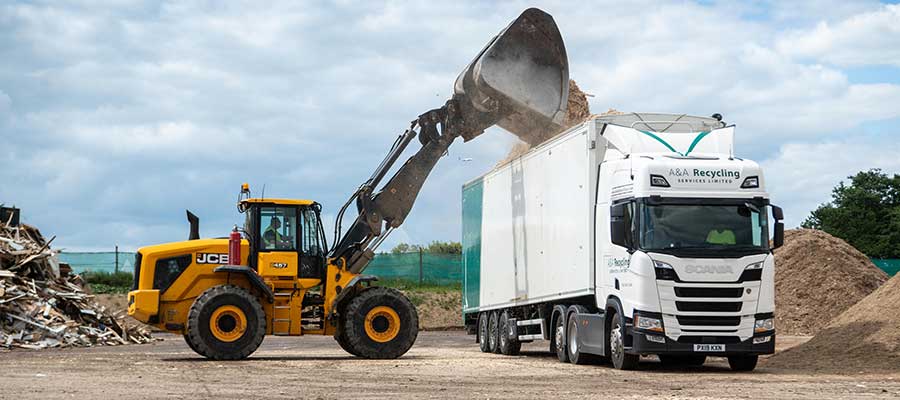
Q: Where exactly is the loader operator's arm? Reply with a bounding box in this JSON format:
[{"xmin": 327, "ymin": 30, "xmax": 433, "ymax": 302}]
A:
[{"xmin": 329, "ymin": 7, "xmax": 570, "ymax": 274}]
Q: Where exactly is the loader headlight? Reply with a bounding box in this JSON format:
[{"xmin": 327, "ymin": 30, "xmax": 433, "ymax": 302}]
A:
[
  {"xmin": 635, "ymin": 314, "xmax": 664, "ymax": 333},
  {"xmin": 654, "ymin": 260, "xmax": 677, "ymax": 281},
  {"xmin": 754, "ymin": 318, "xmax": 775, "ymax": 333}
]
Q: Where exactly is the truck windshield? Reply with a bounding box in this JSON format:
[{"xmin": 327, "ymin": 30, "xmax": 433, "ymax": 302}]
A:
[{"xmin": 639, "ymin": 202, "xmax": 769, "ymax": 253}]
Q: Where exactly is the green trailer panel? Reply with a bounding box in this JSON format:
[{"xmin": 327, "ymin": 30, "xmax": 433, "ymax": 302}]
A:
[{"xmin": 462, "ymin": 178, "xmax": 484, "ymax": 313}]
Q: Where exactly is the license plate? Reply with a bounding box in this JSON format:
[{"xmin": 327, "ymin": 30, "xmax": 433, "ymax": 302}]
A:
[{"xmin": 693, "ymin": 344, "xmax": 726, "ymax": 352}]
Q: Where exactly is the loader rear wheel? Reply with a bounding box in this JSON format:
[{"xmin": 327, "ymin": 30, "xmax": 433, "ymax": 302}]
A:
[
  {"xmin": 342, "ymin": 287, "xmax": 418, "ymax": 359},
  {"xmin": 186, "ymin": 285, "xmax": 265, "ymax": 360}
]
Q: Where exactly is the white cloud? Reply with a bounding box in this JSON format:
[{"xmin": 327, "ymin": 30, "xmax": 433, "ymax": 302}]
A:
[
  {"xmin": 762, "ymin": 137, "xmax": 900, "ymax": 228},
  {"xmin": 0, "ymin": 1, "xmax": 898, "ymax": 251},
  {"xmin": 776, "ymin": 4, "xmax": 900, "ymax": 66}
]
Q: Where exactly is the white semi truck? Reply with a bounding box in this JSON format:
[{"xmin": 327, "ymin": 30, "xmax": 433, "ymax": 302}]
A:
[{"xmin": 462, "ymin": 113, "xmax": 784, "ymax": 371}]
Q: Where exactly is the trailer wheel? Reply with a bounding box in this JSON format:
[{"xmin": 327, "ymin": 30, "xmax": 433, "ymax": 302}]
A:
[
  {"xmin": 498, "ymin": 310, "xmax": 521, "ymax": 356},
  {"xmin": 488, "ymin": 311, "xmax": 501, "ymax": 354},
  {"xmin": 609, "ymin": 310, "xmax": 639, "ymax": 370},
  {"xmin": 553, "ymin": 310, "xmax": 569, "ymax": 363},
  {"xmin": 477, "ymin": 312, "xmax": 490, "ymax": 353},
  {"xmin": 727, "ymin": 355, "xmax": 758, "ymax": 372},
  {"xmin": 342, "ymin": 287, "xmax": 418, "ymax": 359},
  {"xmin": 185, "ymin": 285, "xmax": 266, "ymax": 360}
]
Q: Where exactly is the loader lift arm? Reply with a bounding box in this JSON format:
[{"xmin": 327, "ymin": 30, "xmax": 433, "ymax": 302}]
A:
[{"xmin": 329, "ymin": 7, "xmax": 571, "ymax": 274}]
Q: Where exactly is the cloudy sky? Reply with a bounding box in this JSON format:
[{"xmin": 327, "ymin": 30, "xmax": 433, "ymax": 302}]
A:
[{"xmin": 2, "ymin": 1, "xmax": 899, "ymax": 252}]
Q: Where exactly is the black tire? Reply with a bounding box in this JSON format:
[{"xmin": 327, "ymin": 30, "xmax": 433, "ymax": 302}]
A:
[
  {"xmin": 185, "ymin": 285, "xmax": 266, "ymax": 360},
  {"xmin": 609, "ymin": 310, "xmax": 639, "ymax": 370},
  {"xmin": 659, "ymin": 354, "xmax": 706, "ymax": 367},
  {"xmin": 567, "ymin": 310, "xmax": 597, "ymax": 365},
  {"xmin": 478, "ymin": 312, "xmax": 491, "ymax": 353},
  {"xmin": 488, "ymin": 311, "xmax": 501, "ymax": 354},
  {"xmin": 334, "ymin": 326, "xmax": 362, "ymax": 357},
  {"xmin": 342, "ymin": 287, "xmax": 419, "ymax": 359},
  {"xmin": 183, "ymin": 334, "xmax": 200, "ymax": 354},
  {"xmin": 498, "ymin": 310, "xmax": 521, "ymax": 356},
  {"xmin": 553, "ymin": 311, "xmax": 569, "ymax": 363},
  {"xmin": 727, "ymin": 355, "xmax": 758, "ymax": 372}
]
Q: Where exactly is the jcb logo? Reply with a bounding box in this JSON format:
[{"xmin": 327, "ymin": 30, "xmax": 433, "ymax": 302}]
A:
[
  {"xmin": 196, "ymin": 253, "xmax": 229, "ymax": 264},
  {"xmin": 271, "ymin": 262, "xmax": 288, "ymax": 269}
]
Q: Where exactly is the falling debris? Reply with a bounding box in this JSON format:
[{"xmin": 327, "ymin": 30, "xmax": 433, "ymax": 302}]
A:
[
  {"xmin": 496, "ymin": 79, "xmax": 607, "ymax": 167},
  {"xmin": 0, "ymin": 214, "xmax": 153, "ymax": 350}
]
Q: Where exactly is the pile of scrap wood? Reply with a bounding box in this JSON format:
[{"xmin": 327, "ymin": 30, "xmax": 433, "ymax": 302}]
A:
[{"xmin": 0, "ymin": 214, "xmax": 153, "ymax": 349}]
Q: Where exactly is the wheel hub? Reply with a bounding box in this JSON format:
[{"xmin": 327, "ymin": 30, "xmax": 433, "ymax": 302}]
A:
[
  {"xmin": 364, "ymin": 306, "xmax": 401, "ymax": 343},
  {"xmin": 209, "ymin": 305, "xmax": 247, "ymax": 343}
]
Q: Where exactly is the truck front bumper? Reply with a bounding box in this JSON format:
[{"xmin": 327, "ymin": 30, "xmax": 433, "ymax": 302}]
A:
[{"xmin": 629, "ymin": 329, "xmax": 776, "ymax": 356}]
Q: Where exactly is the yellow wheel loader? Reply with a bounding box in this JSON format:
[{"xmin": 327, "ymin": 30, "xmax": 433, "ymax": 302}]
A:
[{"xmin": 127, "ymin": 8, "xmax": 571, "ymax": 360}]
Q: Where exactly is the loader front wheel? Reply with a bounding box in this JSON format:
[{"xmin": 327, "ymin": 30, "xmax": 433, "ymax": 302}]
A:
[
  {"xmin": 342, "ymin": 287, "xmax": 418, "ymax": 359},
  {"xmin": 186, "ymin": 285, "xmax": 266, "ymax": 360}
]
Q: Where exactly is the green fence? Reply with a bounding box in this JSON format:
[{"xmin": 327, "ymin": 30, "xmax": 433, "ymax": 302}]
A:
[
  {"xmin": 871, "ymin": 259, "xmax": 900, "ymax": 277},
  {"xmin": 364, "ymin": 252, "xmax": 462, "ymax": 285}
]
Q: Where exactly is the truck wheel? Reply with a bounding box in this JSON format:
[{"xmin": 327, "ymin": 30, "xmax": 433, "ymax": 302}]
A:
[
  {"xmin": 727, "ymin": 355, "xmax": 758, "ymax": 372},
  {"xmin": 477, "ymin": 312, "xmax": 490, "ymax": 353},
  {"xmin": 185, "ymin": 285, "xmax": 266, "ymax": 360},
  {"xmin": 553, "ymin": 311, "xmax": 569, "ymax": 363},
  {"xmin": 488, "ymin": 311, "xmax": 501, "ymax": 354},
  {"xmin": 609, "ymin": 311, "xmax": 639, "ymax": 370},
  {"xmin": 659, "ymin": 354, "xmax": 706, "ymax": 367},
  {"xmin": 342, "ymin": 287, "xmax": 418, "ymax": 359},
  {"xmin": 566, "ymin": 310, "xmax": 596, "ymax": 365},
  {"xmin": 498, "ymin": 310, "xmax": 521, "ymax": 356}
]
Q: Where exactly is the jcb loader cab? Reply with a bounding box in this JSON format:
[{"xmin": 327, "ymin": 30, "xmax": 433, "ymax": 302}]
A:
[{"xmin": 128, "ymin": 8, "xmax": 572, "ymax": 360}]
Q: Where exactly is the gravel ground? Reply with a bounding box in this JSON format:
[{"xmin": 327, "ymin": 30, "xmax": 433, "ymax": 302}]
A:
[{"xmin": 1, "ymin": 331, "xmax": 899, "ymax": 399}]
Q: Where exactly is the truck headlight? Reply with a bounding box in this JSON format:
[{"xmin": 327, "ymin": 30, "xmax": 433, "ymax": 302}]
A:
[
  {"xmin": 654, "ymin": 260, "xmax": 677, "ymax": 280},
  {"xmin": 635, "ymin": 314, "xmax": 664, "ymax": 332},
  {"xmin": 754, "ymin": 317, "xmax": 775, "ymax": 333},
  {"xmin": 745, "ymin": 262, "xmax": 763, "ymax": 270}
]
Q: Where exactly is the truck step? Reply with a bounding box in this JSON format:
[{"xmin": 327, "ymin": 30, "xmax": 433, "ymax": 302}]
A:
[
  {"xmin": 517, "ymin": 334, "xmax": 542, "ymax": 341},
  {"xmin": 516, "ymin": 318, "xmax": 543, "ymax": 326}
]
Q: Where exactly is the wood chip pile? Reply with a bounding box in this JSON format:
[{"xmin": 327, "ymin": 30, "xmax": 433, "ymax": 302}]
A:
[{"xmin": 0, "ymin": 218, "xmax": 153, "ymax": 350}]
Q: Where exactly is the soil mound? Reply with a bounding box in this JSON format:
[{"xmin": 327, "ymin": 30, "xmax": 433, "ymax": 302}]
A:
[
  {"xmin": 774, "ymin": 229, "xmax": 887, "ymax": 335},
  {"xmin": 766, "ymin": 272, "xmax": 900, "ymax": 372}
]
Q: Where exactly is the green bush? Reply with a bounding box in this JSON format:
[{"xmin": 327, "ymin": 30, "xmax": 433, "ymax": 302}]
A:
[{"xmin": 81, "ymin": 270, "xmax": 133, "ymax": 288}]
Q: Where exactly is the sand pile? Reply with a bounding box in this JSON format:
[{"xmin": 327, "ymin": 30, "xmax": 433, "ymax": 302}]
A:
[
  {"xmin": 774, "ymin": 229, "xmax": 888, "ymax": 335},
  {"xmin": 496, "ymin": 79, "xmax": 592, "ymax": 166},
  {"xmin": 766, "ymin": 272, "xmax": 900, "ymax": 372}
]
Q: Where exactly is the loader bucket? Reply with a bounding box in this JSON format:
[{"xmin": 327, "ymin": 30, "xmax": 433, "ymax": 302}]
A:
[{"xmin": 454, "ymin": 8, "xmax": 569, "ymax": 144}]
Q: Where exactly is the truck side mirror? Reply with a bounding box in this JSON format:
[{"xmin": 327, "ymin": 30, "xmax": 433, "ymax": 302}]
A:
[
  {"xmin": 610, "ymin": 203, "xmax": 630, "ymax": 249},
  {"xmin": 772, "ymin": 205, "xmax": 784, "ymax": 249}
]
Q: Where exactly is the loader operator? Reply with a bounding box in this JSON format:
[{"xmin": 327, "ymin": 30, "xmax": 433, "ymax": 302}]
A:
[{"xmin": 263, "ymin": 217, "xmax": 291, "ymax": 249}]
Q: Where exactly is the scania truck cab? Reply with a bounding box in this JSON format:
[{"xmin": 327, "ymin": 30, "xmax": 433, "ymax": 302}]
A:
[{"xmin": 463, "ymin": 113, "xmax": 784, "ymax": 371}]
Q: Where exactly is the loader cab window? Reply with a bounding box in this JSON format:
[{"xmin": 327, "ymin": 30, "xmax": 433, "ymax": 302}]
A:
[
  {"xmin": 298, "ymin": 206, "xmax": 326, "ymax": 279},
  {"xmin": 260, "ymin": 207, "xmax": 297, "ymax": 250}
]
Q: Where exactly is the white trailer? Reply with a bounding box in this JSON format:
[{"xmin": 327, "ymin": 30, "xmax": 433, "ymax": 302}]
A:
[{"xmin": 462, "ymin": 113, "xmax": 783, "ymax": 371}]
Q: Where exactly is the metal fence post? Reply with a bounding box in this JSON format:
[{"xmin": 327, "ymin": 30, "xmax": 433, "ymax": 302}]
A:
[
  {"xmin": 418, "ymin": 247, "xmax": 423, "ymax": 284},
  {"xmin": 115, "ymin": 245, "xmax": 119, "ymax": 274}
]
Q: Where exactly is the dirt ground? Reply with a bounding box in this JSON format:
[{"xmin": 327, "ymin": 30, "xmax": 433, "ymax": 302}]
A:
[{"xmin": 2, "ymin": 332, "xmax": 899, "ymax": 399}]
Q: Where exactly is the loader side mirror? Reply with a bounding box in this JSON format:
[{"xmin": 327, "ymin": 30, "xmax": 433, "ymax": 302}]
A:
[
  {"xmin": 771, "ymin": 205, "xmax": 784, "ymax": 249},
  {"xmin": 610, "ymin": 203, "xmax": 631, "ymax": 250}
]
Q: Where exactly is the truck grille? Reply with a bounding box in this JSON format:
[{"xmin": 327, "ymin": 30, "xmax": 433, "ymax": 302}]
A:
[
  {"xmin": 674, "ymin": 287, "xmax": 743, "ymax": 298},
  {"xmin": 676, "ymin": 315, "xmax": 741, "ymax": 326},
  {"xmin": 677, "ymin": 336, "xmax": 741, "ymax": 344},
  {"xmin": 676, "ymin": 301, "xmax": 742, "ymax": 312}
]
